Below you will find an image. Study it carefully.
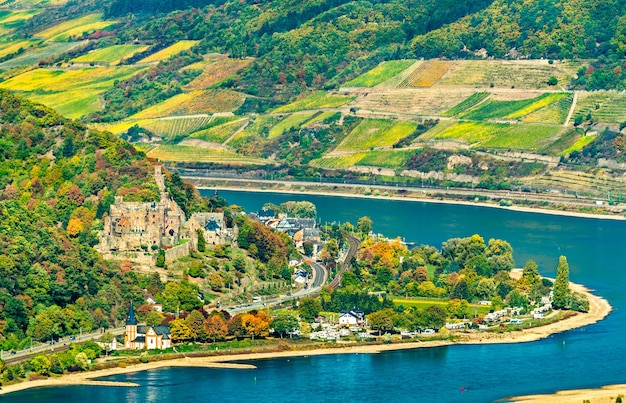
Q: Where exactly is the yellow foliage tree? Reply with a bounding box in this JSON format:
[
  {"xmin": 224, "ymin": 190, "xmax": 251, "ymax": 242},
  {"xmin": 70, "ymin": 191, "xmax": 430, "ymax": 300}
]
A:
[{"xmin": 66, "ymin": 218, "xmax": 84, "ymax": 237}]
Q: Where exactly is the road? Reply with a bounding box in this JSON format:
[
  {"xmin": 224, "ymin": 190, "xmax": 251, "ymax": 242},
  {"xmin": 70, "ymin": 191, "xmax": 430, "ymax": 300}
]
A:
[{"xmin": 1, "ymin": 327, "xmax": 125, "ymax": 364}]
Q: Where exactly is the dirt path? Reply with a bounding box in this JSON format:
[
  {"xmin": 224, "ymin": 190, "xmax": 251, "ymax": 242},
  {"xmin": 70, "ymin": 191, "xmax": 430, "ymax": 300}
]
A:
[{"xmin": 564, "ymin": 90, "xmax": 578, "ymax": 126}]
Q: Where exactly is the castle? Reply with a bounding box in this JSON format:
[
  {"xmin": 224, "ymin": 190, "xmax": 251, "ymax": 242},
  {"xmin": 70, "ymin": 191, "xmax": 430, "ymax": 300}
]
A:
[{"xmin": 97, "ymin": 165, "xmax": 234, "ymax": 263}]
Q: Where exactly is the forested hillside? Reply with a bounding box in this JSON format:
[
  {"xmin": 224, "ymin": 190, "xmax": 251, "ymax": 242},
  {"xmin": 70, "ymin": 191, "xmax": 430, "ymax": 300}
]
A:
[{"xmin": 0, "ymin": 90, "xmax": 210, "ymax": 348}]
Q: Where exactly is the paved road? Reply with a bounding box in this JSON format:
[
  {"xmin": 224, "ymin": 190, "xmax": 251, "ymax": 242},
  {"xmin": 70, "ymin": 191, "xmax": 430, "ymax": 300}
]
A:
[{"xmin": 1, "ymin": 327, "xmax": 125, "ymax": 364}]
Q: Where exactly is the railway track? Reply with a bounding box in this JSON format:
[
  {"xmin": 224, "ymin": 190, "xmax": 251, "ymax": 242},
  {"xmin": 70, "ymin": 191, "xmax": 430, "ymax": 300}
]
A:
[{"xmin": 329, "ymin": 235, "xmax": 360, "ymax": 290}]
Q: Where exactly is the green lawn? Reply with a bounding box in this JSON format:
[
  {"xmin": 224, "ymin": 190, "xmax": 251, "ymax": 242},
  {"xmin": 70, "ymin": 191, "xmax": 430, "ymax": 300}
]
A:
[
  {"xmin": 392, "ymin": 297, "xmax": 492, "ymax": 315},
  {"xmin": 344, "ymin": 60, "xmax": 416, "ymax": 87}
]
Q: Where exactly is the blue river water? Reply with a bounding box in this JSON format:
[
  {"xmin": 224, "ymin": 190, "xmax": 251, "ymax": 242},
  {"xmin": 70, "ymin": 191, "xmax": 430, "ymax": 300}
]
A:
[{"xmin": 5, "ymin": 190, "xmax": 625, "ymax": 402}]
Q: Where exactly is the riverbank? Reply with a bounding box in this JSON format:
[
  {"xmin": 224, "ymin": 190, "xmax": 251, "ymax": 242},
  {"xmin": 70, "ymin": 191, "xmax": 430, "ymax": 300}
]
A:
[
  {"xmin": 0, "ymin": 276, "xmax": 611, "ymax": 396},
  {"xmin": 510, "ymin": 385, "xmax": 626, "ymax": 402},
  {"xmin": 189, "ymin": 179, "xmax": 626, "ymax": 221}
]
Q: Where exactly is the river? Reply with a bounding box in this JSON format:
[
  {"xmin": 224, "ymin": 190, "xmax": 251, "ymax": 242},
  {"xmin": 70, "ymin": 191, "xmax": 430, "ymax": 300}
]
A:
[{"xmin": 5, "ymin": 190, "xmax": 625, "ymax": 402}]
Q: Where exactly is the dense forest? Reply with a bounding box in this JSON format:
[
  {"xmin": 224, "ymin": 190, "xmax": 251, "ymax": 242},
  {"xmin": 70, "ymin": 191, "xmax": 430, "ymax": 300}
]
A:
[{"xmin": 0, "ymin": 91, "xmax": 211, "ymax": 349}]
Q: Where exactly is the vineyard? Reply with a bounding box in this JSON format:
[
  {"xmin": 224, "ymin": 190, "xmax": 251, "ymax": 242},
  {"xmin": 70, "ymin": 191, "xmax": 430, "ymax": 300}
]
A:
[
  {"xmin": 131, "ymin": 89, "xmax": 245, "ymax": 119},
  {"xmin": 336, "ymin": 119, "xmax": 417, "ymax": 151},
  {"xmin": 358, "ymin": 149, "xmax": 416, "ymax": 168},
  {"xmin": 0, "ymin": 9, "xmax": 39, "ymax": 34},
  {"xmin": 71, "ymin": 44, "xmax": 149, "ymax": 65},
  {"xmin": 405, "ymin": 60, "xmax": 453, "ymax": 87},
  {"xmin": 559, "ymin": 135, "xmax": 596, "ymax": 155},
  {"xmin": 268, "ymin": 112, "xmax": 317, "ymax": 139},
  {"xmin": 519, "ymin": 169, "xmax": 626, "ymax": 200},
  {"xmin": 310, "ymin": 153, "xmax": 368, "ymax": 168},
  {"xmin": 139, "ymin": 115, "xmax": 215, "ymax": 138},
  {"xmin": 227, "ymin": 115, "xmax": 281, "ymax": 146},
  {"xmin": 349, "ymin": 87, "xmax": 476, "ymax": 115},
  {"xmin": 274, "ymin": 91, "xmax": 355, "ymax": 113},
  {"xmin": 421, "ymin": 121, "xmax": 562, "ymax": 150},
  {"xmin": 183, "ymin": 58, "xmax": 252, "ymax": 90},
  {"xmin": 147, "ymin": 145, "xmax": 271, "ymax": 165},
  {"xmin": 34, "ymin": 13, "xmax": 115, "ymax": 41},
  {"xmin": 441, "ymin": 92, "xmax": 490, "ymax": 117},
  {"xmin": 190, "ymin": 118, "xmax": 248, "ymax": 143},
  {"xmin": 436, "ymin": 60, "xmax": 582, "ymax": 89},
  {"xmin": 303, "ymin": 111, "xmax": 340, "ymax": 127},
  {"xmin": 522, "ymin": 93, "xmax": 574, "ymax": 124},
  {"xmin": 572, "ymin": 91, "xmax": 626, "ymax": 124},
  {"xmin": 343, "ymin": 60, "xmax": 415, "ymax": 87},
  {"xmin": 0, "ymin": 40, "xmax": 37, "ymax": 59},
  {"xmin": 0, "ymin": 41, "xmax": 86, "ymax": 69},
  {"xmin": 139, "ymin": 40, "xmax": 200, "ymax": 63},
  {"xmin": 376, "ymin": 60, "xmax": 422, "ymax": 88},
  {"xmin": 458, "ymin": 93, "xmax": 561, "ymax": 121}
]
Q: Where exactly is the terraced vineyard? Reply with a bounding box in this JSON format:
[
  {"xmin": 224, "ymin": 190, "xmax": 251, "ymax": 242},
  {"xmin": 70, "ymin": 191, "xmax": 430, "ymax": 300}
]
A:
[
  {"xmin": 0, "ymin": 65, "xmax": 145, "ymax": 118},
  {"xmin": 349, "ymin": 87, "xmax": 476, "ymax": 115},
  {"xmin": 336, "ymin": 119, "xmax": 417, "ymax": 151},
  {"xmin": 572, "ymin": 91, "xmax": 626, "ymax": 124},
  {"xmin": 521, "ymin": 169, "xmax": 626, "ymax": 200},
  {"xmin": 268, "ymin": 112, "xmax": 317, "ymax": 139},
  {"xmin": 436, "ymin": 60, "xmax": 582, "ymax": 89},
  {"xmin": 420, "ymin": 121, "xmax": 562, "ymax": 150},
  {"xmin": 376, "ymin": 60, "xmax": 422, "ymax": 88},
  {"xmin": 522, "ymin": 93, "xmax": 574, "ymax": 124},
  {"xmin": 442, "ymin": 92, "xmax": 490, "ymax": 117},
  {"xmin": 274, "ymin": 91, "xmax": 355, "ymax": 113},
  {"xmin": 0, "ymin": 40, "xmax": 37, "ymax": 58},
  {"xmin": 358, "ymin": 149, "xmax": 416, "ymax": 168},
  {"xmin": 0, "ymin": 41, "xmax": 86, "ymax": 69},
  {"xmin": 560, "ymin": 135, "xmax": 596, "ymax": 155},
  {"xmin": 303, "ymin": 111, "xmax": 339, "ymax": 127},
  {"xmin": 227, "ymin": 115, "xmax": 281, "ymax": 146},
  {"xmin": 310, "ymin": 153, "xmax": 368, "ymax": 168},
  {"xmin": 34, "ymin": 13, "xmax": 115, "ymax": 41},
  {"xmin": 71, "ymin": 44, "xmax": 149, "ymax": 65},
  {"xmin": 139, "ymin": 115, "xmax": 214, "ymax": 138},
  {"xmin": 458, "ymin": 93, "xmax": 564, "ymax": 121},
  {"xmin": 131, "ymin": 89, "xmax": 245, "ymax": 119},
  {"xmin": 184, "ymin": 58, "xmax": 252, "ymax": 90},
  {"xmin": 190, "ymin": 118, "xmax": 248, "ymax": 143},
  {"xmin": 139, "ymin": 40, "xmax": 200, "ymax": 63},
  {"xmin": 344, "ymin": 60, "xmax": 415, "ymax": 87},
  {"xmin": 147, "ymin": 145, "xmax": 271, "ymax": 165},
  {"xmin": 404, "ymin": 60, "xmax": 453, "ymax": 87},
  {"xmin": 0, "ymin": 9, "xmax": 40, "ymax": 34}
]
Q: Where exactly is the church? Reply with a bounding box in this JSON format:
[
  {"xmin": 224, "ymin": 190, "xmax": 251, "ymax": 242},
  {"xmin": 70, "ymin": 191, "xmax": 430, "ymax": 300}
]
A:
[{"xmin": 125, "ymin": 301, "xmax": 172, "ymax": 350}]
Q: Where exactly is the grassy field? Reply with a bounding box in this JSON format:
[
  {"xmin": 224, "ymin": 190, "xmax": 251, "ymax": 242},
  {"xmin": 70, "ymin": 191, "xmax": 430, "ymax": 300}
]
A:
[
  {"xmin": 268, "ymin": 112, "xmax": 317, "ymax": 139},
  {"xmin": 459, "ymin": 93, "xmax": 565, "ymax": 121},
  {"xmin": 0, "ymin": 41, "xmax": 86, "ymax": 69},
  {"xmin": 139, "ymin": 40, "xmax": 200, "ymax": 63},
  {"xmin": 190, "ymin": 118, "xmax": 248, "ymax": 143},
  {"xmin": 147, "ymin": 145, "xmax": 271, "ymax": 165},
  {"xmin": 572, "ymin": 91, "xmax": 626, "ymax": 124},
  {"xmin": 337, "ymin": 119, "xmax": 418, "ymax": 151},
  {"xmin": 436, "ymin": 60, "xmax": 582, "ymax": 89},
  {"xmin": 0, "ymin": 40, "xmax": 38, "ymax": 59},
  {"xmin": 343, "ymin": 60, "xmax": 415, "ymax": 87},
  {"xmin": 184, "ymin": 58, "xmax": 252, "ymax": 90},
  {"xmin": 441, "ymin": 92, "xmax": 490, "ymax": 117},
  {"xmin": 421, "ymin": 121, "xmax": 561, "ymax": 150},
  {"xmin": 392, "ymin": 297, "xmax": 492, "ymax": 315},
  {"xmin": 0, "ymin": 9, "xmax": 40, "ymax": 34},
  {"xmin": 560, "ymin": 135, "xmax": 596, "ymax": 155},
  {"xmin": 35, "ymin": 13, "xmax": 115, "ymax": 41},
  {"xmin": 274, "ymin": 91, "xmax": 355, "ymax": 113},
  {"xmin": 131, "ymin": 89, "xmax": 245, "ymax": 119},
  {"xmin": 0, "ymin": 65, "xmax": 145, "ymax": 118},
  {"xmin": 71, "ymin": 44, "xmax": 149, "ymax": 65}
]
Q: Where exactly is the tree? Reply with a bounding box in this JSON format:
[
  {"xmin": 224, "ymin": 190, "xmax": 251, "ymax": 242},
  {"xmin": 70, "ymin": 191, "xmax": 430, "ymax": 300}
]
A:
[
  {"xmin": 169, "ymin": 318, "xmax": 194, "ymax": 342},
  {"xmin": 196, "ymin": 228, "xmax": 206, "ymax": 252},
  {"xmin": 242, "ymin": 313, "xmax": 270, "ymax": 339},
  {"xmin": 29, "ymin": 355, "xmax": 51, "ymax": 376},
  {"xmin": 553, "ymin": 256, "xmax": 571, "ymax": 309},
  {"xmin": 145, "ymin": 310, "xmax": 165, "ymax": 327},
  {"xmin": 185, "ymin": 310, "xmax": 206, "ymax": 341},
  {"xmin": 357, "ymin": 216, "xmax": 373, "ymax": 234},
  {"xmin": 570, "ymin": 292, "xmax": 589, "ymax": 313},
  {"xmin": 204, "ymin": 315, "xmax": 228, "ymax": 342},
  {"xmin": 547, "ymin": 76, "xmax": 558, "ymax": 86},
  {"xmin": 156, "ymin": 249, "xmax": 166, "ymax": 268},
  {"xmin": 298, "ymin": 297, "xmax": 322, "ymax": 322},
  {"xmin": 270, "ymin": 312, "xmax": 299, "ymax": 338},
  {"xmin": 367, "ymin": 308, "xmax": 394, "ymax": 335},
  {"xmin": 74, "ymin": 352, "xmax": 89, "ymax": 370},
  {"xmin": 419, "ymin": 305, "xmax": 447, "ymax": 329}
]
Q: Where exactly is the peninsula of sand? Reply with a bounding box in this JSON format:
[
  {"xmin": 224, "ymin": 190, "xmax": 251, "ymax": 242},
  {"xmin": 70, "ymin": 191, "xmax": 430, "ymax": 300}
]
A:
[{"xmin": 0, "ymin": 275, "xmax": 612, "ymax": 397}]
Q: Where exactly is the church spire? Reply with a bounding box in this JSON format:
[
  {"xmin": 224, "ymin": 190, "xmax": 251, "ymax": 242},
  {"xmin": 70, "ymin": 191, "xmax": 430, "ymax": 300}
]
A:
[{"xmin": 126, "ymin": 300, "xmax": 138, "ymax": 325}]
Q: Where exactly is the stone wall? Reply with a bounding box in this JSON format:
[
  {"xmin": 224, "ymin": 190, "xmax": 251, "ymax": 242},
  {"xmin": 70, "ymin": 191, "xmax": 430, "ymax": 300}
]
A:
[{"xmin": 165, "ymin": 242, "xmax": 191, "ymax": 263}]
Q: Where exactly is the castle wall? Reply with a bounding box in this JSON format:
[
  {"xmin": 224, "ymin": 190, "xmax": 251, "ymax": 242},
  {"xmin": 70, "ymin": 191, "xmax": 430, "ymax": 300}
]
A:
[{"xmin": 165, "ymin": 242, "xmax": 191, "ymax": 263}]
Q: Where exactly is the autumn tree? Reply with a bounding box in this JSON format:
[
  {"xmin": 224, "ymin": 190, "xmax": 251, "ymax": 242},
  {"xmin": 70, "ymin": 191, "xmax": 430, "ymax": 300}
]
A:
[
  {"xmin": 185, "ymin": 310, "xmax": 206, "ymax": 341},
  {"xmin": 242, "ymin": 313, "xmax": 270, "ymax": 339},
  {"xmin": 553, "ymin": 256, "xmax": 571, "ymax": 309},
  {"xmin": 29, "ymin": 355, "xmax": 51, "ymax": 376},
  {"xmin": 204, "ymin": 315, "xmax": 228, "ymax": 342},
  {"xmin": 169, "ymin": 318, "xmax": 194, "ymax": 342}
]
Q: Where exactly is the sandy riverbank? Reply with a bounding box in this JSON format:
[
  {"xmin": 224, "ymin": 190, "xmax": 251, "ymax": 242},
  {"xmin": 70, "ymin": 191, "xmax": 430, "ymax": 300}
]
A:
[
  {"xmin": 201, "ymin": 184, "xmax": 626, "ymax": 221},
  {"xmin": 0, "ymin": 276, "xmax": 611, "ymax": 396},
  {"xmin": 509, "ymin": 385, "xmax": 626, "ymax": 402}
]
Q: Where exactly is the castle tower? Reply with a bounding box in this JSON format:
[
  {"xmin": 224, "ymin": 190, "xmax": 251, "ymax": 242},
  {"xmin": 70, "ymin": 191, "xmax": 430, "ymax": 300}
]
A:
[{"xmin": 125, "ymin": 301, "xmax": 138, "ymax": 348}]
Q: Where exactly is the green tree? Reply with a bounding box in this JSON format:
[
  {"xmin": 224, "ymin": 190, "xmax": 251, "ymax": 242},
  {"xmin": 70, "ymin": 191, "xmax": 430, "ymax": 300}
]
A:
[
  {"xmin": 74, "ymin": 352, "xmax": 89, "ymax": 370},
  {"xmin": 298, "ymin": 297, "xmax": 322, "ymax": 322},
  {"xmin": 145, "ymin": 310, "xmax": 165, "ymax": 327},
  {"xmin": 553, "ymin": 256, "xmax": 571, "ymax": 309},
  {"xmin": 570, "ymin": 291, "xmax": 590, "ymax": 313},
  {"xmin": 367, "ymin": 308, "xmax": 394, "ymax": 335},
  {"xmin": 270, "ymin": 312, "xmax": 300, "ymax": 338},
  {"xmin": 156, "ymin": 249, "xmax": 166, "ymax": 268},
  {"xmin": 185, "ymin": 310, "xmax": 206, "ymax": 341},
  {"xmin": 29, "ymin": 355, "xmax": 51, "ymax": 376},
  {"xmin": 356, "ymin": 216, "xmax": 373, "ymax": 234},
  {"xmin": 196, "ymin": 228, "xmax": 206, "ymax": 252}
]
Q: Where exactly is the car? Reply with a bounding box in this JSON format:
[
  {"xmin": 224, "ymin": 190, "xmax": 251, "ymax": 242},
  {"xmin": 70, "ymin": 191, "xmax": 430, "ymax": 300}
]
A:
[
  {"xmin": 10, "ymin": 350, "xmax": 16, "ymax": 355},
  {"xmin": 69, "ymin": 336, "xmax": 76, "ymax": 341}
]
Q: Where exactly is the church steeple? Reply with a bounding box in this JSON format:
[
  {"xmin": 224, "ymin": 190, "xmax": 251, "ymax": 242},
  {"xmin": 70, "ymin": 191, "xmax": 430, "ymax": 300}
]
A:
[{"xmin": 126, "ymin": 300, "xmax": 138, "ymax": 325}]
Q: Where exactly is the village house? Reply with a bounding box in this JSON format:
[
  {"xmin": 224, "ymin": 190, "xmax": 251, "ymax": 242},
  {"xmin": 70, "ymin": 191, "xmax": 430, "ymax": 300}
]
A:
[
  {"xmin": 124, "ymin": 301, "xmax": 172, "ymax": 350},
  {"xmin": 338, "ymin": 310, "xmax": 365, "ymax": 326},
  {"xmin": 186, "ymin": 211, "xmax": 235, "ymax": 248}
]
